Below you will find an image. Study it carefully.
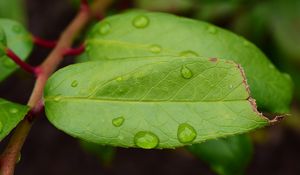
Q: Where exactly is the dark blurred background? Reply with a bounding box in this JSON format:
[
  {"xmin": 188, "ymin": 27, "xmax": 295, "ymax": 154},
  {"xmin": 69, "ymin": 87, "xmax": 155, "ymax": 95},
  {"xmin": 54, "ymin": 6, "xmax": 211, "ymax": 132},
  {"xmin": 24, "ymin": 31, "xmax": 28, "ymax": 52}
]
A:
[{"xmin": 0, "ymin": 0, "xmax": 300, "ymax": 174}]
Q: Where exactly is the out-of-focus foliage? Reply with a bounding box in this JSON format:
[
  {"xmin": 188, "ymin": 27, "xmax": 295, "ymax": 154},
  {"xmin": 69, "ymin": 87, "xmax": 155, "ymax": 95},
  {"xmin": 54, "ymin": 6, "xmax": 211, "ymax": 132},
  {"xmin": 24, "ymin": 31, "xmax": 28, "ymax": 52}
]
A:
[{"xmin": 0, "ymin": 0, "xmax": 26, "ymax": 24}]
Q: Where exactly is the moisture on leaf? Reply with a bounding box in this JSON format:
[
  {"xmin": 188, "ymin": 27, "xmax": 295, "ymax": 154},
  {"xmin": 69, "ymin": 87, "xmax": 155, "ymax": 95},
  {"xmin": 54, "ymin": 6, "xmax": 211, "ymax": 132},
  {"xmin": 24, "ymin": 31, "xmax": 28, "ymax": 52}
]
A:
[
  {"xmin": 85, "ymin": 10, "xmax": 293, "ymax": 113},
  {"xmin": 0, "ymin": 18, "xmax": 33, "ymax": 82},
  {"xmin": 0, "ymin": 98, "xmax": 29, "ymax": 141},
  {"xmin": 44, "ymin": 56, "xmax": 269, "ymax": 149}
]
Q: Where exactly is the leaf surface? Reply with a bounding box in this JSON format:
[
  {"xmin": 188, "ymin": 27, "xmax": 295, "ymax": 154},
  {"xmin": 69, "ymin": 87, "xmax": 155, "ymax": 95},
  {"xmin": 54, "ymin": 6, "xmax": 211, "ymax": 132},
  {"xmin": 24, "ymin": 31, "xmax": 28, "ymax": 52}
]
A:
[
  {"xmin": 0, "ymin": 19, "xmax": 33, "ymax": 82},
  {"xmin": 44, "ymin": 56, "xmax": 268, "ymax": 149},
  {"xmin": 187, "ymin": 134, "xmax": 252, "ymax": 175},
  {"xmin": 0, "ymin": 98, "xmax": 29, "ymax": 141},
  {"xmin": 85, "ymin": 11, "xmax": 293, "ymax": 113}
]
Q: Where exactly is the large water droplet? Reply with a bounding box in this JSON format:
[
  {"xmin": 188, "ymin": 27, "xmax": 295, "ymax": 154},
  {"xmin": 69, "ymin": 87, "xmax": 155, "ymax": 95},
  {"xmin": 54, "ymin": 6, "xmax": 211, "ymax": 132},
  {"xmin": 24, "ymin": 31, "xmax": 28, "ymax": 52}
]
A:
[
  {"xmin": 12, "ymin": 25, "xmax": 21, "ymax": 33},
  {"xmin": 177, "ymin": 123, "xmax": 197, "ymax": 144},
  {"xmin": 134, "ymin": 131, "xmax": 159, "ymax": 149},
  {"xmin": 132, "ymin": 15, "xmax": 150, "ymax": 28},
  {"xmin": 9, "ymin": 108, "xmax": 19, "ymax": 114},
  {"xmin": 98, "ymin": 22, "xmax": 111, "ymax": 35},
  {"xmin": 149, "ymin": 44, "xmax": 161, "ymax": 54},
  {"xmin": 181, "ymin": 66, "xmax": 193, "ymax": 79},
  {"xmin": 112, "ymin": 116, "xmax": 125, "ymax": 127},
  {"xmin": 208, "ymin": 26, "xmax": 217, "ymax": 34},
  {"xmin": 179, "ymin": 50, "xmax": 199, "ymax": 57},
  {"xmin": 71, "ymin": 80, "xmax": 78, "ymax": 87}
]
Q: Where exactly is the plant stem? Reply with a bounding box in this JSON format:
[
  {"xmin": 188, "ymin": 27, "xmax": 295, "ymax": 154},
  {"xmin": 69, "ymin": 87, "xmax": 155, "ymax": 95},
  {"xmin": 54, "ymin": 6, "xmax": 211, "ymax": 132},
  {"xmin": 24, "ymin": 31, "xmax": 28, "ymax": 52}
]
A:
[
  {"xmin": 63, "ymin": 44, "xmax": 85, "ymax": 56},
  {"xmin": 0, "ymin": 0, "xmax": 112, "ymax": 174},
  {"xmin": 5, "ymin": 48, "xmax": 38, "ymax": 75},
  {"xmin": 32, "ymin": 36, "xmax": 57, "ymax": 48}
]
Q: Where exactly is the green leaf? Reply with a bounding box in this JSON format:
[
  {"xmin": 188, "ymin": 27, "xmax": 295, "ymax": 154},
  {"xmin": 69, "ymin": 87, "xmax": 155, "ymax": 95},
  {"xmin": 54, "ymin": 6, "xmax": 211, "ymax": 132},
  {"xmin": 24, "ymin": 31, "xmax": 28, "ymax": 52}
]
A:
[
  {"xmin": 0, "ymin": 19, "xmax": 33, "ymax": 82},
  {"xmin": 134, "ymin": 0, "xmax": 193, "ymax": 12},
  {"xmin": 0, "ymin": 98, "xmax": 29, "ymax": 141},
  {"xmin": 79, "ymin": 140, "xmax": 116, "ymax": 166},
  {"xmin": 44, "ymin": 56, "xmax": 268, "ymax": 149},
  {"xmin": 0, "ymin": 0, "xmax": 26, "ymax": 24},
  {"xmin": 85, "ymin": 11, "xmax": 293, "ymax": 113},
  {"xmin": 187, "ymin": 134, "xmax": 253, "ymax": 175}
]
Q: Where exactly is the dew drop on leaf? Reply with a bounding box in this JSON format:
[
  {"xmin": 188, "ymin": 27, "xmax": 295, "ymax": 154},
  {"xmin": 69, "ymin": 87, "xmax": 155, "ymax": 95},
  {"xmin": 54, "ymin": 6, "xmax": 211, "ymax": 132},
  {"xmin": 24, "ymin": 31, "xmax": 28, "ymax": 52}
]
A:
[
  {"xmin": 54, "ymin": 96, "xmax": 62, "ymax": 102},
  {"xmin": 71, "ymin": 80, "xmax": 78, "ymax": 87},
  {"xmin": 179, "ymin": 50, "xmax": 199, "ymax": 57},
  {"xmin": 134, "ymin": 131, "xmax": 159, "ymax": 149},
  {"xmin": 12, "ymin": 25, "xmax": 21, "ymax": 33},
  {"xmin": 132, "ymin": 15, "xmax": 150, "ymax": 28},
  {"xmin": 112, "ymin": 116, "xmax": 125, "ymax": 127},
  {"xmin": 9, "ymin": 108, "xmax": 19, "ymax": 114},
  {"xmin": 181, "ymin": 66, "xmax": 193, "ymax": 79},
  {"xmin": 177, "ymin": 123, "xmax": 197, "ymax": 144},
  {"xmin": 243, "ymin": 40, "xmax": 250, "ymax": 47},
  {"xmin": 98, "ymin": 22, "xmax": 111, "ymax": 35},
  {"xmin": 207, "ymin": 26, "xmax": 217, "ymax": 34},
  {"xmin": 149, "ymin": 44, "xmax": 161, "ymax": 54},
  {"xmin": 116, "ymin": 77, "xmax": 123, "ymax": 81}
]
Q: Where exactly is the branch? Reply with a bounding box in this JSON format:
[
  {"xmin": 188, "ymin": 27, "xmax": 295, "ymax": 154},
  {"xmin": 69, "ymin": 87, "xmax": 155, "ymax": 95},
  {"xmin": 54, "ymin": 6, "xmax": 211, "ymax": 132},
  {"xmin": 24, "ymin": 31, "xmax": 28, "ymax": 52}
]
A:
[
  {"xmin": 32, "ymin": 36, "xmax": 57, "ymax": 48},
  {"xmin": 0, "ymin": 0, "xmax": 112, "ymax": 174},
  {"xmin": 63, "ymin": 44, "xmax": 85, "ymax": 56},
  {"xmin": 4, "ymin": 48, "xmax": 38, "ymax": 75}
]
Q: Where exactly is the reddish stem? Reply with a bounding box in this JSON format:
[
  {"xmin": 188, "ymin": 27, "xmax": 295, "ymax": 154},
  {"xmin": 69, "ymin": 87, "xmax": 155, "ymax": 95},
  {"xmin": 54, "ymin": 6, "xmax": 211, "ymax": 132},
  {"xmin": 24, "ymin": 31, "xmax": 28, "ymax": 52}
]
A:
[
  {"xmin": 81, "ymin": 0, "xmax": 90, "ymax": 12},
  {"xmin": 5, "ymin": 48, "xmax": 39, "ymax": 75},
  {"xmin": 63, "ymin": 44, "xmax": 85, "ymax": 56},
  {"xmin": 32, "ymin": 36, "xmax": 57, "ymax": 48}
]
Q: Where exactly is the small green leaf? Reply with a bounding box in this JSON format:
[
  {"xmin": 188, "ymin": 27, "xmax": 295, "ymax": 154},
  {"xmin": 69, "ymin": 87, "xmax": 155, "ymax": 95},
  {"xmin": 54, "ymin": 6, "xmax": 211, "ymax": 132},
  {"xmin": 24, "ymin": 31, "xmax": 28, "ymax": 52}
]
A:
[
  {"xmin": 85, "ymin": 11, "xmax": 293, "ymax": 113},
  {"xmin": 44, "ymin": 56, "xmax": 268, "ymax": 149},
  {"xmin": 0, "ymin": 98, "xmax": 29, "ymax": 141},
  {"xmin": 187, "ymin": 134, "xmax": 253, "ymax": 175},
  {"xmin": 0, "ymin": 19, "xmax": 33, "ymax": 82}
]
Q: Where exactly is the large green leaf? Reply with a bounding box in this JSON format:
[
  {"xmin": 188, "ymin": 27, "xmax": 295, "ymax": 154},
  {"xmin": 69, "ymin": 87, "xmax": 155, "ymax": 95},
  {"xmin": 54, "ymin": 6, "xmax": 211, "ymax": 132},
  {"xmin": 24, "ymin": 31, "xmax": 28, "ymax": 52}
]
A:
[
  {"xmin": 0, "ymin": 0, "xmax": 26, "ymax": 24},
  {"xmin": 85, "ymin": 11, "xmax": 293, "ymax": 113},
  {"xmin": 0, "ymin": 19, "xmax": 33, "ymax": 82},
  {"xmin": 44, "ymin": 56, "xmax": 268, "ymax": 149},
  {"xmin": 0, "ymin": 98, "xmax": 29, "ymax": 141},
  {"xmin": 187, "ymin": 134, "xmax": 252, "ymax": 175}
]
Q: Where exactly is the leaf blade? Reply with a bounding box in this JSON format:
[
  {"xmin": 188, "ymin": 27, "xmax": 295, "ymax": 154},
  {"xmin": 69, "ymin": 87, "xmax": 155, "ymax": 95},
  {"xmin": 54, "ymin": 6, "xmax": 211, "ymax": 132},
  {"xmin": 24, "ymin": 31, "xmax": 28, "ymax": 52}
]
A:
[{"xmin": 44, "ymin": 56, "xmax": 268, "ymax": 149}]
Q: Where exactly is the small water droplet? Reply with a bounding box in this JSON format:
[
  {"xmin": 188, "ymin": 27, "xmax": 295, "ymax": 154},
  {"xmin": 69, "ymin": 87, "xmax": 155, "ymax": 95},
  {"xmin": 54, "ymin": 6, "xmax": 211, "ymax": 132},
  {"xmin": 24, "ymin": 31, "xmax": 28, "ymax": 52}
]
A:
[
  {"xmin": 132, "ymin": 15, "xmax": 150, "ymax": 28},
  {"xmin": 269, "ymin": 64, "xmax": 275, "ymax": 69},
  {"xmin": 243, "ymin": 40, "xmax": 250, "ymax": 47},
  {"xmin": 229, "ymin": 84, "xmax": 233, "ymax": 89},
  {"xmin": 9, "ymin": 108, "xmax": 19, "ymax": 114},
  {"xmin": 98, "ymin": 22, "xmax": 111, "ymax": 35},
  {"xmin": 3, "ymin": 59, "xmax": 15, "ymax": 68},
  {"xmin": 208, "ymin": 26, "xmax": 217, "ymax": 34},
  {"xmin": 181, "ymin": 66, "xmax": 193, "ymax": 79},
  {"xmin": 12, "ymin": 25, "xmax": 21, "ymax": 33},
  {"xmin": 134, "ymin": 131, "xmax": 159, "ymax": 149},
  {"xmin": 54, "ymin": 96, "xmax": 62, "ymax": 102},
  {"xmin": 149, "ymin": 44, "xmax": 161, "ymax": 54},
  {"xmin": 179, "ymin": 50, "xmax": 199, "ymax": 57},
  {"xmin": 177, "ymin": 123, "xmax": 197, "ymax": 144},
  {"xmin": 116, "ymin": 77, "xmax": 123, "ymax": 81},
  {"xmin": 71, "ymin": 80, "xmax": 78, "ymax": 87},
  {"xmin": 112, "ymin": 116, "xmax": 125, "ymax": 127}
]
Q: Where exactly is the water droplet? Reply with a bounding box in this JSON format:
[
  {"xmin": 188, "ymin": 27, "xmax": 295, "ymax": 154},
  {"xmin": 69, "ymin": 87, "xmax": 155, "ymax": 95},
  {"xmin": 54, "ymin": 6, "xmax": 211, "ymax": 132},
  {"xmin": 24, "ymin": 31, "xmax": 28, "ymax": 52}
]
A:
[
  {"xmin": 112, "ymin": 116, "xmax": 125, "ymax": 127},
  {"xmin": 134, "ymin": 131, "xmax": 159, "ymax": 149},
  {"xmin": 54, "ymin": 96, "xmax": 62, "ymax": 102},
  {"xmin": 149, "ymin": 44, "xmax": 161, "ymax": 54},
  {"xmin": 12, "ymin": 25, "xmax": 21, "ymax": 33},
  {"xmin": 181, "ymin": 66, "xmax": 193, "ymax": 79},
  {"xmin": 229, "ymin": 84, "xmax": 233, "ymax": 89},
  {"xmin": 71, "ymin": 80, "xmax": 78, "ymax": 87},
  {"xmin": 179, "ymin": 50, "xmax": 199, "ymax": 57},
  {"xmin": 3, "ymin": 59, "xmax": 15, "ymax": 68},
  {"xmin": 269, "ymin": 64, "xmax": 275, "ymax": 69},
  {"xmin": 132, "ymin": 15, "xmax": 150, "ymax": 28},
  {"xmin": 98, "ymin": 22, "xmax": 111, "ymax": 35},
  {"xmin": 9, "ymin": 108, "xmax": 19, "ymax": 114},
  {"xmin": 116, "ymin": 77, "xmax": 123, "ymax": 81},
  {"xmin": 177, "ymin": 123, "xmax": 197, "ymax": 144},
  {"xmin": 208, "ymin": 26, "xmax": 217, "ymax": 34},
  {"xmin": 243, "ymin": 40, "xmax": 250, "ymax": 47},
  {"xmin": 0, "ymin": 121, "xmax": 3, "ymax": 133}
]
